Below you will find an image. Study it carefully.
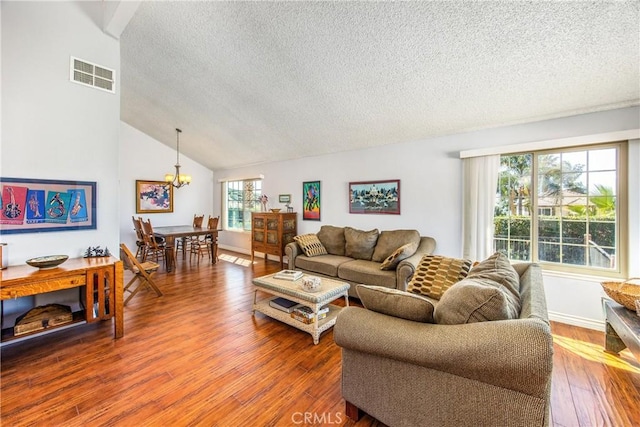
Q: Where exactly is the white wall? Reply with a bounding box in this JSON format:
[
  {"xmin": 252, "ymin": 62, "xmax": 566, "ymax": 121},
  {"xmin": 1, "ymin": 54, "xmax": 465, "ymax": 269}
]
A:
[
  {"xmin": 213, "ymin": 106, "xmax": 640, "ymax": 329},
  {"xmin": 1, "ymin": 2, "xmax": 120, "ymax": 263},
  {"xmin": 118, "ymin": 122, "xmax": 215, "ymax": 251},
  {"xmin": 0, "ymin": 2, "xmax": 121, "ymax": 321}
]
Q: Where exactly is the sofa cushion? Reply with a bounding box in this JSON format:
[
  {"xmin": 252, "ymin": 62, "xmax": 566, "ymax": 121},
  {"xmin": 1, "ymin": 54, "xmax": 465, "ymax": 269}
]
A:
[
  {"xmin": 467, "ymin": 252, "xmax": 520, "ymax": 301},
  {"xmin": 434, "ymin": 277, "xmax": 521, "ymax": 324},
  {"xmin": 344, "ymin": 227, "xmax": 379, "ymax": 260},
  {"xmin": 338, "ymin": 259, "xmax": 396, "ymax": 288},
  {"xmin": 371, "ymin": 230, "xmax": 421, "ymax": 262},
  {"xmin": 434, "ymin": 252, "xmax": 522, "ymax": 324},
  {"xmin": 407, "ymin": 255, "xmax": 473, "ymax": 300},
  {"xmin": 317, "ymin": 225, "xmax": 346, "ymax": 256},
  {"xmin": 380, "ymin": 242, "xmax": 419, "ymax": 270},
  {"xmin": 356, "ymin": 285, "xmax": 435, "ymax": 323},
  {"xmin": 294, "ymin": 254, "xmax": 353, "ymax": 277}
]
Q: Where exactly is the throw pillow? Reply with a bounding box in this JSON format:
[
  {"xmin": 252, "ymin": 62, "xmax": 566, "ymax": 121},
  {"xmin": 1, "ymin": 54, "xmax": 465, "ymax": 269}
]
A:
[
  {"xmin": 371, "ymin": 230, "xmax": 421, "ymax": 262},
  {"xmin": 317, "ymin": 225, "xmax": 346, "ymax": 256},
  {"xmin": 293, "ymin": 234, "xmax": 328, "ymax": 257},
  {"xmin": 379, "ymin": 242, "xmax": 419, "ymax": 270},
  {"xmin": 467, "ymin": 252, "xmax": 520, "ymax": 301},
  {"xmin": 344, "ymin": 227, "xmax": 379, "ymax": 260},
  {"xmin": 434, "ymin": 277, "xmax": 521, "ymax": 324},
  {"xmin": 356, "ymin": 284, "xmax": 435, "ymax": 323},
  {"xmin": 407, "ymin": 255, "xmax": 473, "ymax": 300}
]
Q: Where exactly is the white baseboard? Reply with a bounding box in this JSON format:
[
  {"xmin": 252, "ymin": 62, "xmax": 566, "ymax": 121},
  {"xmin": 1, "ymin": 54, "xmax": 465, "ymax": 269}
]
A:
[
  {"xmin": 218, "ymin": 244, "xmax": 287, "ymax": 264},
  {"xmin": 548, "ymin": 310, "xmax": 605, "ymax": 331},
  {"xmin": 219, "ymin": 244, "xmax": 251, "ymax": 256}
]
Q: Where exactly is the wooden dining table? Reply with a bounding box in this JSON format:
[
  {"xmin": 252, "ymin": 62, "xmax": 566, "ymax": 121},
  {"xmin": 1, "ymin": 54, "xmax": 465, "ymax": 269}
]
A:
[{"xmin": 153, "ymin": 225, "xmax": 220, "ymax": 272}]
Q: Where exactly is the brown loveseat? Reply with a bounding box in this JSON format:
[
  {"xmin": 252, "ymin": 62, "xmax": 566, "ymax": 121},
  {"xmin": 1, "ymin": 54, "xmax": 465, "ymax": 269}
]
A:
[
  {"xmin": 333, "ymin": 262, "xmax": 553, "ymax": 427},
  {"xmin": 285, "ymin": 225, "xmax": 436, "ymax": 298}
]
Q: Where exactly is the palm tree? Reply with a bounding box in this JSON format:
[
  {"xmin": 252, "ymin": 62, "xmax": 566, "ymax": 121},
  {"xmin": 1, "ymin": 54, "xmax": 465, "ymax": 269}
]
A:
[
  {"xmin": 590, "ymin": 184, "xmax": 615, "ymax": 216},
  {"xmin": 496, "ymin": 154, "xmax": 531, "ymax": 216}
]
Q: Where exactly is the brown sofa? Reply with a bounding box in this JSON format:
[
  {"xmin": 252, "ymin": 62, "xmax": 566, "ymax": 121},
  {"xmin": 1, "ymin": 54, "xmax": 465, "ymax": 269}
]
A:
[
  {"xmin": 334, "ymin": 262, "xmax": 553, "ymax": 427},
  {"xmin": 285, "ymin": 225, "xmax": 436, "ymax": 298}
]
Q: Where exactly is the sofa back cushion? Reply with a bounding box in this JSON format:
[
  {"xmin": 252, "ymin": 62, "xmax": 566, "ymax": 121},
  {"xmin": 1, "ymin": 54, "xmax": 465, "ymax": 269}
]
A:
[
  {"xmin": 434, "ymin": 252, "xmax": 522, "ymax": 324},
  {"xmin": 371, "ymin": 230, "xmax": 421, "ymax": 262},
  {"xmin": 467, "ymin": 251, "xmax": 520, "ymax": 300},
  {"xmin": 434, "ymin": 277, "xmax": 521, "ymax": 324},
  {"xmin": 317, "ymin": 225, "xmax": 346, "ymax": 256},
  {"xmin": 407, "ymin": 255, "xmax": 473, "ymax": 300},
  {"xmin": 344, "ymin": 227, "xmax": 379, "ymax": 260}
]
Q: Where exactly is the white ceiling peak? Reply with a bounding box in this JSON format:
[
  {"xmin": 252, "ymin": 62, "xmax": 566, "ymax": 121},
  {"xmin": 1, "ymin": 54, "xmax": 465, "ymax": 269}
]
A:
[{"xmin": 103, "ymin": 0, "xmax": 142, "ymax": 40}]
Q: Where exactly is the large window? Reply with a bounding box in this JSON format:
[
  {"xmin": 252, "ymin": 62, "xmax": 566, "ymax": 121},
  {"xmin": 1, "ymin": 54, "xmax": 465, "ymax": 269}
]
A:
[
  {"xmin": 223, "ymin": 178, "xmax": 263, "ymax": 231},
  {"xmin": 494, "ymin": 142, "xmax": 627, "ymax": 276}
]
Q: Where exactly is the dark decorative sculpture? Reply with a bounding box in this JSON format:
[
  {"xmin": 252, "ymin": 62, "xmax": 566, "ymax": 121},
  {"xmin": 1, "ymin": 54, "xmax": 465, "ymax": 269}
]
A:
[{"xmin": 84, "ymin": 246, "xmax": 111, "ymax": 258}]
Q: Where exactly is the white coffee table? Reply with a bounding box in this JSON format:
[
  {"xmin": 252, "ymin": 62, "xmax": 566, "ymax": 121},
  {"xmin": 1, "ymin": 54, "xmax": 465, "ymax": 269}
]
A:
[{"xmin": 252, "ymin": 273, "xmax": 350, "ymax": 345}]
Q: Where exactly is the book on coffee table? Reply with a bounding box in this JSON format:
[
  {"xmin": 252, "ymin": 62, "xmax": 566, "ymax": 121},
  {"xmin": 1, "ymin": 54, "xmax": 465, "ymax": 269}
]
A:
[
  {"xmin": 273, "ymin": 270, "xmax": 303, "ymax": 281},
  {"xmin": 269, "ymin": 297, "xmax": 302, "ymax": 313}
]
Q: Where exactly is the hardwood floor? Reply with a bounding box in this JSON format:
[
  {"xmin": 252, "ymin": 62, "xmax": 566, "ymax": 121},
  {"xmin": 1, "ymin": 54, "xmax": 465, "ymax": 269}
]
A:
[{"xmin": 1, "ymin": 251, "xmax": 639, "ymax": 426}]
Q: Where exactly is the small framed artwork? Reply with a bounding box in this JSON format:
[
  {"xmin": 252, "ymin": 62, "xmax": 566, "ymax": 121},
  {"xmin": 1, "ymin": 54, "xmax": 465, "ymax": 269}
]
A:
[
  {"xmin": 136, "ymin": 180, "xmax": 173, "ymax": 213},
  {"xmin": 278, "ymin": 194, "xmax": 291, "ymax": 203},
  {"xmin": 302, "ymin": 181, "xmax": 321, "ymax": 221},
  {"xmin": 349, "ymin": 179, "xmax": 400, "ymax": 215},
  {"xmin": 0, "ymin": 177, "xmax": 97, "ymax": 234}
]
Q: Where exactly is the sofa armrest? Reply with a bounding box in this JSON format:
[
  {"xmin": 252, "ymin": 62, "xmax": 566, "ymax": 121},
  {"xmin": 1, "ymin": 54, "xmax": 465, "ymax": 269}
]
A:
[
  {"xmin": 396, "ymin": 236, "xmax": 436, "ymax": 290},
  {"xmin": 285, "ymin": 242, "xmax": 302, "ymax": 270},
  {"xmin": 334, "ymin": 307, "xmax": 553, "ymax": 398}
]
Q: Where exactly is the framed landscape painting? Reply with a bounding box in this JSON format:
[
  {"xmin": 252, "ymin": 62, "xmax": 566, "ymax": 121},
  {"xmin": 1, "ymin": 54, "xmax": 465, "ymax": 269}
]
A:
[
  {"xmin": 0, "ymin": 177, "xmax": 97, "ymax": 234},
  {"xmin": 349, "ymin": 179, "xmax": 400, "ymax": 215},
  {"xmin": 136, "ymin": 180, "xmax": 173, "ymax": 213},
  {"xmin": 302, "ymin": 181, "xmax": 321, "ymax": 221}
]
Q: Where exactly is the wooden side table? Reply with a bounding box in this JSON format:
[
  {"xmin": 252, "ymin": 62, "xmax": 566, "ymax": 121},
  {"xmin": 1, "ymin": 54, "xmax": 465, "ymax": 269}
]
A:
[
  {"xmin": 603, "ymin": 298, "xmax": 640, "ymax": 361},
  {"xmin": 0, "ymin": 257, "xmax": 124, "ymax": 342}
]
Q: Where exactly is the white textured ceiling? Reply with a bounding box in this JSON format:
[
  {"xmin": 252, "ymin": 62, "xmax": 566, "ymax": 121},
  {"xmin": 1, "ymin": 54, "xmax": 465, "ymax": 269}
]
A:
[{"xmin": 120, "ymin": 1, "xmax": 640, "ymax": 171}]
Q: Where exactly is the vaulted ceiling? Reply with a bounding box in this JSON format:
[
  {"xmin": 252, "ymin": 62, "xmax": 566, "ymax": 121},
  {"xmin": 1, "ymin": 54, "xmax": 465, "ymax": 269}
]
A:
[{"xmin": 118, "ymin": 1, "xmax": 640, "ymax": 171}]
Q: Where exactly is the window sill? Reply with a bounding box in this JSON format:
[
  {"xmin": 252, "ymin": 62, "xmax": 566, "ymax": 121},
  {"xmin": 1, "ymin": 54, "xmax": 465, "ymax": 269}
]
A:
[{"xmin": 541, "ymin": 268, "xmax": 622, "ymax": 284}]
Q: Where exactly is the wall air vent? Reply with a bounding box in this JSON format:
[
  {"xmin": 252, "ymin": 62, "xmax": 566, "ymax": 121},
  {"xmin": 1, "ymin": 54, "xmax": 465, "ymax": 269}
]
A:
[{"xmin": 70, "ymin": 56, "xmax": 115, "ymax": 93}]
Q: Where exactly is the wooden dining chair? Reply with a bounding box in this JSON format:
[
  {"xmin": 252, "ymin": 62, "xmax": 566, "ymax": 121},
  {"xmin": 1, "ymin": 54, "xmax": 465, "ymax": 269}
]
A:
[
  {"xmin": 131, "ymin": 216, "xmax": 147, "ymax": 260},
  {"xmin": 120, "ymin": 243, "xmax": 163, "ymax": 305},
  {"xmin": 140, "ymin": 218, "xmax": 167, "ymax": 269},
  {"xmin": 176, "ymin": 214, "xmax": 205, "ymax": 259},
  {"xmin": 189, "ymin": 215, "xmax": 214, "ymax": 264},
  {"xmin": 206, "ymin": 215, "xmax": 220, "ymax": 262}
]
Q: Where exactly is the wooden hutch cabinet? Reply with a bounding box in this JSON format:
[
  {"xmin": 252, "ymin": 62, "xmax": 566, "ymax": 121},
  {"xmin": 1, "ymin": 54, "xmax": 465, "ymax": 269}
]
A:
[{"xmin": 251, "ymin": 212, "xmax": 297, "ymax": 268}]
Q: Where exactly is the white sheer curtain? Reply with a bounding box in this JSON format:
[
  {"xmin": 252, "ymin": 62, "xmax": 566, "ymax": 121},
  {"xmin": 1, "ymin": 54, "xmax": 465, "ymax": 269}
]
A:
[{"xmin": 462, "ymin": 155, "xmax": 500, "ymax": 261}]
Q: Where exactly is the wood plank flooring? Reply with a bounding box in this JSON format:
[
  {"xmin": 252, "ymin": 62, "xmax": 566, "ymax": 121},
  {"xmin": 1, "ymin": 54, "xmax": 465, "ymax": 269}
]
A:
[{"xmin": 1, "ymin": 251, "xmax": 639, "ymax": 426}]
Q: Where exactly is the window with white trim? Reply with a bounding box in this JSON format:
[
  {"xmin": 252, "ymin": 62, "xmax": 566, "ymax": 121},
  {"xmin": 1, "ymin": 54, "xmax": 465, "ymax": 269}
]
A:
[
  {"xmin": 223, "ymin": 178, "xmax": 263, "ymax": 231},
  {"xmin": 494, "ymin": 141, "xmax": 627, "ymax": 276}
]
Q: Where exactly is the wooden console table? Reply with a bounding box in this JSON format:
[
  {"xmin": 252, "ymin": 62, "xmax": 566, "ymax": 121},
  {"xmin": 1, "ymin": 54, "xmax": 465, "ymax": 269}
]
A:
[
  {"xmin": 603, "ymin": 298, "xmax": 640, "ymax": 361},
  {"xmin": 0, "ymin": 256, "xmax": 124, "ymax": 342}
]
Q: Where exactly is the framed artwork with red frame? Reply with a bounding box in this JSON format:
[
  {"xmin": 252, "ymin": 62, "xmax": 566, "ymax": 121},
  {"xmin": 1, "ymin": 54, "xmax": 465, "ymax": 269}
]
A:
[{"xmin": 349, "ymin": 179, "xmax": 400, "ymax": 215}]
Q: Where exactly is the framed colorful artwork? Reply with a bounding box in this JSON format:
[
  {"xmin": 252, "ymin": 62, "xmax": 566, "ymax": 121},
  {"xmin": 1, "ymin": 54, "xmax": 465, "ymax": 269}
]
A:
[
  {"xmin": 302, "ymin": 181, "xmax": 321, "ymax": 221},
  {"xmin": 0, "ymin": 177, "xmax": 97, "ymax": 234},
  {"xmin": 136, "ymin": 180, "xmax": 173, "ymax": 213},
  {"xmin": 349, "ymin": 179, "xmax": 400, "ymax": 215}
]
